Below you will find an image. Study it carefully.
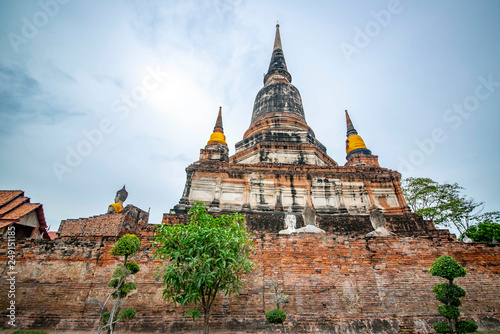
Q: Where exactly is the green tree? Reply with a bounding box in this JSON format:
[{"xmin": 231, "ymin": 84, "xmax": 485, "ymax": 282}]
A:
[
  {"xmin": 153, "ymin": 202, "xmax": 255, "ymax": 334},
  {"xmin": 402, "ymin": 177, "xmax": 499, "ymax": 235},
  {"xmin": 463, "ymin": 220, "xmax": 500, "ymax": 243},
  {"xmin": 429, "ymin": 255, "xmax": 477, "ymax": 333},
  {"xmin": 87, "ymin": 234, "xmax": 141, "ymax": 334}
]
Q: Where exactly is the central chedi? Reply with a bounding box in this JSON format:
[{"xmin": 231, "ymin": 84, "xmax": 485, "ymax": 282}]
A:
[
  {"xmin": 168, "ymin": 25, "xmax": 414, "ymax": 233},
  {"xmin": 232, "ymin": 25, "xmax": 336, "ymax": 167}
]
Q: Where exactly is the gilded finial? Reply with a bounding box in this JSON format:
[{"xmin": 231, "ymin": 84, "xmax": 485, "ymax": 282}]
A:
[{"xmin": 207, "ymin": 107, "xmax": 227, "ymax": 146}]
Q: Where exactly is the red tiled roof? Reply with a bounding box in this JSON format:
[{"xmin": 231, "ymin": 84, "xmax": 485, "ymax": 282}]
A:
[
  {"xmin": 2, "ymin": 203, "xmax": 41, "ymax": 220},
  {"xmin": 0, "ymin": 190, "xmax": 23, "ymax": 206},
  {"xmin": 0, "ymin": 190, "xmax": 50, "ymax": 240},
  {"xmin": 0, "ymin": 196, "xmax": 29, "ymax": 215},
  {"xmin": 0, "ymin": 221, "xmax": 14, "ymax": 229},
  {"xmin": 48, "ymin": 231, "xmax": 57, "ymax": 240}
]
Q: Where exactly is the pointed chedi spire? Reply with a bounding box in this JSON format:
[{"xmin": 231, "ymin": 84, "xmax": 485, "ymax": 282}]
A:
[
  {"xmin": 273, "ymin": 22, "xmax": 283, "ymax": 51},
  {"xmin": 264, "ymin": 24, "xmax": 292, "ymax": 85},
  {"xmin": 345, "ymin": 110, "xmax": 372, "ymax": 159},
  {"xmin": 207, "ymin": 106, "xmax": 227, "ymax": 146},
  {"xmin": 345, "ymin": 110, "xmax": 358, "ymax": 137},
  {"xmin": 235, "ymin": 24, "xmax": 337, "ymax": 167},
  {"xmin": 213, "ymin": 106, "xmax": 224, "ymax": 133}
]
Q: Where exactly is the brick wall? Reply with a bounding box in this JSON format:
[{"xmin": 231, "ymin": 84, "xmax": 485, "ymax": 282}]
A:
[
  {"xmin": 1, "ymin": 230, "xmax": 499, "ymax": 333},
  {"xmin": 57, "ymin": 205, "xmax": 149, "ymax": 240}
]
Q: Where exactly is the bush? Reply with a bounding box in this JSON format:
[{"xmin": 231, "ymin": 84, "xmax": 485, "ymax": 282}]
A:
[
  {"xmin": 430, "ymin": 255, "xmax": 466, "ymax": 280},
  {"xmin": 110, "ymin": 234, "xmax": 141, "ymax": 257},
  {"xmin": 433, "ymin": 322, "xmax": 451, "ymax": 333},
  {"xmin": 266, "ymin": 308, "xmax": 286, "ymax": 324},
  {"xmin": 101, "ymin": 311, "xmax": 111, "ymax": 325},
  {"xmin": 121, "ymin": 282, "xmax": 137, "ymax": 294},
  {"xmin": 432, "ymin": 283, "xmax": 466, "ymax": 306},
  {"xmin": 108, "ymin": 278, "xmax": 119, "ymax": 288},
  {"xmin": 438, "ymin": 305, "xmax": 460, "ymax": 319},
  {"xmin": 126, "ymin": 261, "xmax": 140, "ymax": 274},
  {"xmin": 113, "ymin": 266, "xmax": 128, "ymax": 278},
  {"xmin": 118, "ymin": 308, "xmax": 137, "ymax": 321},
  {"xmin": 111, "ymin": 282, "xmax": 137, "ymax": 299},
  {"xmin": 456, "ymin": 320, "xmax": 478, "ymax": 333}
]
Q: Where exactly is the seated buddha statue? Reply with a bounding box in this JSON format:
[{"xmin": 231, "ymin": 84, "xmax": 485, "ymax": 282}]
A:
[{"xmin": 107, "ymin": 185, "xmax": 128, "ymax": 214}]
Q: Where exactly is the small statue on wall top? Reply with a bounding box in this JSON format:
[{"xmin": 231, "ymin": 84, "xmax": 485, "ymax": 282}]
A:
[
  {"xmin": 279, "ymin": 207, "xmax": 296, "ymax": 234},
  {"xmin": 366, "ymin": 206, "xmax": 395, "ymax": 237},
  {"xmin": 296, "ymin": 202, "xmax": 325, "ymax": 233},
  {"xmin": 108, "ymin": 185, "xmax": 128, "ymax": 214}
]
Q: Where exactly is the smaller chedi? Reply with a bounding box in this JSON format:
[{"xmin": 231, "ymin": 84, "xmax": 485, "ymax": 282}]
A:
[
  {"xmin": 108, "ymin": 185, "xmax": 128, "ymax": 213},
  {"xmin": 345, "ymin": 109, "xmax": 371, "ymax": 159}
]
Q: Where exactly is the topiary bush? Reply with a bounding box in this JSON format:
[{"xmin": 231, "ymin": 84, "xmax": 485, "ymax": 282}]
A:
[
  {"xmin": 456, "ymin": 320, "xmax": 478, "ymax": 333},
  {"xmin": 126, "ymin": 261, "xmax": 140, "ymax": 274},
  {"xmin": 118, "ymin": 308, "xmax": 137, "ymax": 321},
  {"xmin": 433, "ymin": 321, "xmax": 451, "ymax": 333},
  {"xmin": 430, "ymin": 255, "xmax": 477, "ymax": 334},
  {"xmin": 86, "ymin": 234, "xmax": 141, "ymax": 333},
  {"xmin": 430, "ymin": 255, "xmax": 466, "ymax": 281},
  {"xmin": 110, "ymin": 234, "xmax": 141, "ymax": 258},
  {"xmin": 432, "ymin": 283, "xmax": 465, "ymax": 307},
  {"xmin": 266, "ymin": 308, "xmax": 286, "ymax": 324},
  {"xmin": 438, "ymin": 305, "xmax": 460, "ymax": 319}
]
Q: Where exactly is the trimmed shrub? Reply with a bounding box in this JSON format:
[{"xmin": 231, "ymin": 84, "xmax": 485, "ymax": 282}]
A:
[
  {"xmin": 110, "ymin": 234, "xmax": 141, "ymax": 257},
  {"xmin": 101, "ymin": 311, "xmax": 111, "ymax": 325},
  {"xmin": 432, "ymin": 283, "xmax": 465, "ymax": 307},
  {"xmin": 438, "ymin": 305, "xmax": 460, "ymax": 319},
  {"xmin": 118, "ymin": 308, "xmax": 137, "ymax": 321},
  {"xmin": 457, "ymin": 320, "xmax": 478, "ymax": 334},
  {"xmin": 266, "ymin": 308, "xmax": 286, "ymax": 324},
  {"xmin": 430, "ymin": 255, "xmax": 477, "ymax": 333},
  {"xmin": 433, "ymin": 322, "xmax": 451, "ymax": 333},
  {"xmin": 126, "ymin": 261, "xmax": 140, "ymax": 274},
  {"xmin": 430, "ymin": 255, "xmax": 466, "ymax": 280},
  {"xmin": 108, "ymin": 278, "xmax": 119, "ymax": 288}
]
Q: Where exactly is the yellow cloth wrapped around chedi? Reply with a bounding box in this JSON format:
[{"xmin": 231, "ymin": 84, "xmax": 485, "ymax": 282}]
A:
[
  {"xmin": 207, "ymin": 131, "xmax": 227, "ymax": 146},
  {"xmin": 346, "ymin": 135, "xmax": 367, "ymax": 154}
]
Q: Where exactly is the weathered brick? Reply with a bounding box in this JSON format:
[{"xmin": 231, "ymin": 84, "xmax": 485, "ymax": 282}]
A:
[{"xmin": 1, "ymin": 229, "xmax": 498, "ymax": 333}]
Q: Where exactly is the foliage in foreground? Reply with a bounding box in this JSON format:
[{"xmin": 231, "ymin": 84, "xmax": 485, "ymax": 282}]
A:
[
  {"xmin": 153, "ymin": 202, "xmax": 255, "ymax": 334},
  {"xmin": 430, "ymin": 255, "xmax": 477, "ymax": 333},
  {"xmin": 402, "ymin": 177, "xmax": 499, "ymax": 235},
  {"xmin": 86, "ymin": 234, "xmax": 141, "ymax": 334}
]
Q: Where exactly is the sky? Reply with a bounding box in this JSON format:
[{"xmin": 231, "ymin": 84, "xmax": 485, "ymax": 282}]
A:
[{"xmin": 1, "ymin": 0, "xmax": 499, "ymax": 232}]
